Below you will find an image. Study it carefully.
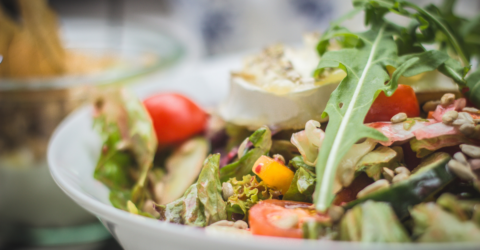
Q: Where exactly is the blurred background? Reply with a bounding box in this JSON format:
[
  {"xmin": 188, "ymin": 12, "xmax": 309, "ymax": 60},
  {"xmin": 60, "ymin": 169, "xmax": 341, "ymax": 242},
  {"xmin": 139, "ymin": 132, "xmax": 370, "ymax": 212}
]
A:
[
  {"xmin": 49, "ymin": 0, "xmax": 480, "ymax": 57},
  {"xmin": 0, "ymin": 0, "xmax": 479, "ymax": 249}
]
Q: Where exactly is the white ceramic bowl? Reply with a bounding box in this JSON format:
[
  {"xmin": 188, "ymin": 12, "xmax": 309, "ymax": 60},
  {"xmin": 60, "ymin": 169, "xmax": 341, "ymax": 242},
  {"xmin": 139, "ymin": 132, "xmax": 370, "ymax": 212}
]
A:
[{"xmin": 47, "ymin": 54, "xmax": 478, "ymax": 250}]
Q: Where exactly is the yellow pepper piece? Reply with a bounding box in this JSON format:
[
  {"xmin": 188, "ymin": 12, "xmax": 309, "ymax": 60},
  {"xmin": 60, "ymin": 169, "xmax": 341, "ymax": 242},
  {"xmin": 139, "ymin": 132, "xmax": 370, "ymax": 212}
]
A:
[{"xmin": 252, "ymin": 155, "xmax": 294, "ymax": 195}]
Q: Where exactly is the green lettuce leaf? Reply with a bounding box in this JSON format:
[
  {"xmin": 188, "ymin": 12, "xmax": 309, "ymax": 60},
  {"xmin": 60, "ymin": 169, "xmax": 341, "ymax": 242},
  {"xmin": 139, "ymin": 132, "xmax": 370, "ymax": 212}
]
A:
[
  {"xmin": 94, "ymin": 148, "xmax": 134, "ymax": 191},
  {"xmin": 93, "ymin": 88, "xmax": 157, "ymax": 208},
  {"xmin": 284, "ymin": 167, "xmax": 316, "ymax": 203},
  {"xmin": 411, "ymin": 202, "xmax": 480, "ymax": 242},
  {"xmin": 226, "ymin": 175, "xmax": 281, "ymax": 218},
  {"xmin": 289, "ymin": 155, "xmax": 316, "ymax": 173},
  {"xmin": 157, "ymin": 154, "xmax": 226, "ymax": 227},
  {"xmin": 302, "ymin": 220, "xmax": 336, "ymax": 240},
  {"xmin": 410, "ymin": 135, "xmax": 474, "ymax": 158},
  {"xmin": 437, "ymin": 193, "xmax": 480, "ymax": 223},
  {"xmin": 220, "ymin": 126, "xmax": 272, "ymax": 182},
  {"xmin": 197, "ymin": 154, "xmax": 227, "ymax": 224},
  {"xmin": 109, "ymin": 189, "xmax": 132, "ymax": 210},
  {"xmin": 340, "ymin": 201, "xmax": 410, "ymax": 242},
  {"xmin": 355, "ymin": 146, "xmax": 403, "ymax": 180}
]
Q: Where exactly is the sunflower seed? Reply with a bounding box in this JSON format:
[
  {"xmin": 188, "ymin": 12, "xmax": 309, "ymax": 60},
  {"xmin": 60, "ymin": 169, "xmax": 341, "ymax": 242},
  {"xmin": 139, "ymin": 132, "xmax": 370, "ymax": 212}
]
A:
[
  {"xmin": 441, "ymin": 93, "xmax": 456, "ymax": 106},
  {"xmin": 382, "ymin": 167, "xmax": 395, "ymax": 182},
  {"xmin": 460, "ymin": 123, "xmax": 476, "ymax": 137},
  {"xmin": 459, "ymin": 112, "xmax": 474, "ymax": 123},
  {"xmin": 470, "ymin": 159, "xmax": 480, "ymax": 171},
  {"xmin": 395, "ymin": 166, "xmax": 411, "ymax": 176},
  {"xmin": 392, "ymin": 173, "xmax": 409, "ymax": 184},
  {"xmin": 210, "ymin": 220, "xmax": 235, "ymax": 227},
  {"xmin": 273, "ymin": 154, "xmax": 286, "ymax": 165},
  {"xmin": 453, "ymin": 119, "xmax": 467, "ymax": 126},
  {"xmin": 357, "ymin": 179, "xmax": 390, "ymax": 198},
  {"xmin": 460, "ymin": 144, "xmax": 480, "ymax": 159},
  {"xmin": 454, "ymin": 152, "xmax": 468, "ymax": 165},
  {"xmin": 447, "ymin": 159, "xmax": 477, "ymax": 181},
  {"xmin": 391, "ymin": 112, "xmax": 407, "ymax": 123},
  {"xmin": 463, "ymin": 107, "xmax": 480, "ymax": 113}
]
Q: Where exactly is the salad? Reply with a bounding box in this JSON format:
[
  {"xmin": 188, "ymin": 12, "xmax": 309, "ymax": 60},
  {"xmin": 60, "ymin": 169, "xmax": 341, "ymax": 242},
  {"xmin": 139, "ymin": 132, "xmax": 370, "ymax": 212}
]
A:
[{"xmin": 92, "ymin": 0, "xmax": 480, "ymax": 243}]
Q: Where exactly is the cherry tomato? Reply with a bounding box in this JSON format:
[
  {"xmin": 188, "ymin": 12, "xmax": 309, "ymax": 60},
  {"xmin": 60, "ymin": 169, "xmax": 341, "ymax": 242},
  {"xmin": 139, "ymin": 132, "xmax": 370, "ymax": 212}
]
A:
[
  {"xmin": 143, "ymin": 93, "xmax": 208, "ymax": 145},
  {"xmin": 249, "ymin": 199, "xmax": 329, "ymax": 238},
  {"xmin": 364, "ymin": 84, "xmax": 420, "ymax": 123}
]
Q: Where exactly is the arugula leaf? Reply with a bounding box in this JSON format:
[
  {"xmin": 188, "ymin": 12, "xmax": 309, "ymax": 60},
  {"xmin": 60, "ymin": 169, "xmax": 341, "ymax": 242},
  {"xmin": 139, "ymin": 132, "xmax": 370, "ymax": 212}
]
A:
[
  {"xmin": 313, "ymin": 22, "xmax": 394, "ymax": 212},
  {"xmin": 465, "ymin": 69, "xmax": 480, "ymax": 108},
  {"xmin": 410, "ymin": 135, "xmax": 473, "ymax": 158},
  {"xmin": 220, "ymin": 126, "xmax": 272, "ymax": 182},
  {"xmin": 157, "ymin": 154, "xmax": 226, "ymax": 227},
  {"xmin": 354, "ymin": 0, "xmax": 469, "ymax": 66},
  {"xmin": 313, "ymin": 1, "xmax": 470, "ymax": 213}
]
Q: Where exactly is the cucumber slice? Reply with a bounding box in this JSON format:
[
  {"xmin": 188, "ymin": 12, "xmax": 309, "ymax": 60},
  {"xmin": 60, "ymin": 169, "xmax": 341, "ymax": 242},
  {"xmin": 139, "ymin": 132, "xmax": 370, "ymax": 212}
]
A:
[{"xmin": 344, "ymin": 152, "xmax": 455, "ymax": 220}]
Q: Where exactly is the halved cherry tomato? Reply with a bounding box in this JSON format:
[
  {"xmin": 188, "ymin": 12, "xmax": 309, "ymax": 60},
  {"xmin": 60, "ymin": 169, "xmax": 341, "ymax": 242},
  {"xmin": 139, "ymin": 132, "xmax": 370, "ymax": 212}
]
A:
[
  {"xmin": 143, "ymin": 93, "xmax": 208, "ymax": 145},
  {"xmin": 249, "ymin": 199, "xmax": 329, "ymax": 238},
  {"xmin": 364, "ymin": 84, "xmax": 420, "ymax": 123}
]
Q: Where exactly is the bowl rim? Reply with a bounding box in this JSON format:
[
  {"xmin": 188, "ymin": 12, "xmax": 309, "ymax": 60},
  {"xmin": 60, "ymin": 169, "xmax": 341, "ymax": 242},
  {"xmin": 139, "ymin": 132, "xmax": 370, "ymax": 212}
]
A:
[{"xmin": 48, "ymin": 106, "xmax": 480, "ymax": 250}]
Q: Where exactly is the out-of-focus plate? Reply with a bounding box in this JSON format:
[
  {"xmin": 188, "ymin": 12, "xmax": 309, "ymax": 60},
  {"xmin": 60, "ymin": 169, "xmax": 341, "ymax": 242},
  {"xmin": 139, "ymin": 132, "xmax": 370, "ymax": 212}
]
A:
[
  {"xmin": 0, "ymin": 18, "xmax": 185, "ymax": 90},
  {"xmin": 0, "ymin": 18, "xmax": 185, "ymax": 247}
]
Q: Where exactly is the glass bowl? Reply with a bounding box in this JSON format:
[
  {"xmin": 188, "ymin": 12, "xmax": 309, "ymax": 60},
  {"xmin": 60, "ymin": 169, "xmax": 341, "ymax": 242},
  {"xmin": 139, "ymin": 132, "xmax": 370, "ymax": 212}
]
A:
[{"xmin": 0, "ymin": 18, "xmax": 184, "ymax": 245}]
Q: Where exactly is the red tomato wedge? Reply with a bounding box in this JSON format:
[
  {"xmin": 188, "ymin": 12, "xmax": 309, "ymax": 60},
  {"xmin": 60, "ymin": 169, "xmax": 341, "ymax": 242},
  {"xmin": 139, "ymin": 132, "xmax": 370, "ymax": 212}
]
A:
[
  {"xmin": 249, "ymin": 200, "xmax": 329, "ymax": 238},
  {"xmin": 364, "ymin": 84, "xmax": 420, "ymax": 123},
  {"xmin": 143, "ymin": 93, "xmax": 208, "ymax": 145}
]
